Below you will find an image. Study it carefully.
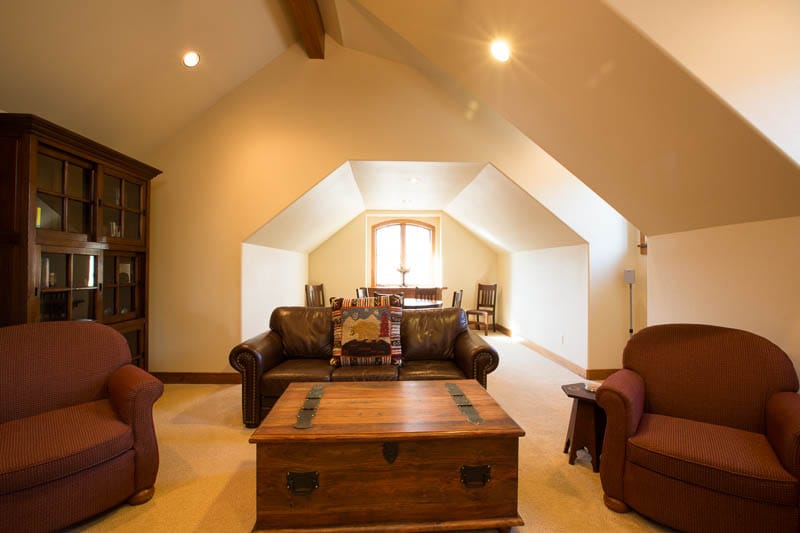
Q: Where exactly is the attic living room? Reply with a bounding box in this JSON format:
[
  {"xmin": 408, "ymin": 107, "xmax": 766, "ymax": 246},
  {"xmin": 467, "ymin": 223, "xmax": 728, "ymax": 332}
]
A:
[{"xmin": 2, "ymin": 1, "xmax": 800, "ymax": 532}]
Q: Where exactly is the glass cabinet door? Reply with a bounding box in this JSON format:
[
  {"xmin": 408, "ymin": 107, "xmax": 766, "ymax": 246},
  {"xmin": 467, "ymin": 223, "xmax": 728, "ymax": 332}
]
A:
[
  {"xmin": 39, "ymin": 251, "xmax": 99, "ymax": 321},
  {"xmin": 102, "ymin": 174, "xmax": 144, "ymax": 243},
  {"xmin": 123, "ymin": 326, "xmax": 146, "ymax": 368},
  {"xmin": 103, "ymin": 175, "xmax": 123, "ymax": 238},
  {"xmin": 107, "ymin": 321, "xmax": 147, "ymax": 369},
  {"xmin": 35, "ymin": 149, "xmax": 94, "ymax": 235},
  {"xmin": 102, "ymin": 252, "xmax": 143, "ymax": 322}
]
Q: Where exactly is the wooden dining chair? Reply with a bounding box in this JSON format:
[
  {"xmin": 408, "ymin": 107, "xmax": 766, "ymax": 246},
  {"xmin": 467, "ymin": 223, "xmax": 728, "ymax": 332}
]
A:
[
  {"xmin": 465, "ymin": 283, "xmax": 497, "ymax": 335},
  {"xmin": 356, "ymin": 287, "xmax": 369, "ymax": 298},
  {"xmin": 415, "ymin": 287, "xmax": 437, "ymax": 301},
  {"xmin": 305, "ymin": 283, "xmax": 325, "ymax": 307},
  {"xmin": 451, "ymin": 289, "xmax": 463, "ymax": 309}
]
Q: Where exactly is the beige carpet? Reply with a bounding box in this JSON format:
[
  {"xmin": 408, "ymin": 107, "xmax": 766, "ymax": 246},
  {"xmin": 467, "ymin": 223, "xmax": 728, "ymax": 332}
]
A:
[{"xmin": 75, "ymin": 334, "xmax": 669, "ymax": 532}]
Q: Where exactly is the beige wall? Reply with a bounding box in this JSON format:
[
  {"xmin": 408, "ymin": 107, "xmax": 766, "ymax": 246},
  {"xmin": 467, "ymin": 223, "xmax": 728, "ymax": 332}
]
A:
[
  {"xmin": 241, "ymin": 244, "xmax": 306, "ymax": 340},
  {"xmin": 648, "ymin": 216, "xmax": 800, "ymax": 371},
  {"xmin": 439, "ymin": 213, "xmax": 497, "ymax": 313},
  {"xmin": 308, "ymin": 211, "xmax": 496, "ymax": 310},
  {"xmin": 502, "ymin": 245, "xmax": 590, "ymax": 367},
  {"xmin": 148, "ymin": 38, "xmax": 637, "ymax": 373},
  {"xmin": 308, "ymin": 214, "xmax": 366, "ymax": 303}
]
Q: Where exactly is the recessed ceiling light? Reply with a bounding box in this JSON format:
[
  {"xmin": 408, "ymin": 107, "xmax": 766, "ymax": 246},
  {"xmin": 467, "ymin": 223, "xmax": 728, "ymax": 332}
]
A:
[
  {"xmin": 490, "ymin": 40, "xmax": 511, "ymax": 62},
  {"xmin": 182, "ymin": 51, "xmax": 200, "ymax": 68},
  {"xmin": 409, "ymin": 178, "xmax": 418, "ymax": 184}
]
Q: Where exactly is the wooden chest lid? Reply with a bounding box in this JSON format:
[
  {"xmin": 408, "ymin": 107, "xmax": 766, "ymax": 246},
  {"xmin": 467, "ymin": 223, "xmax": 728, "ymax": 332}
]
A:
[{"xmin": 250, "ymin": 380, "xmax": 525, "ymax": 444}]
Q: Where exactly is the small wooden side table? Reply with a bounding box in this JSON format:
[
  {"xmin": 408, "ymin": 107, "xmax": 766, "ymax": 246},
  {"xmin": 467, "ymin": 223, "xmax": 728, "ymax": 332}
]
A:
[{"xmin": 562, "ymin": 382, "xmax": 606, "ymax": 472}]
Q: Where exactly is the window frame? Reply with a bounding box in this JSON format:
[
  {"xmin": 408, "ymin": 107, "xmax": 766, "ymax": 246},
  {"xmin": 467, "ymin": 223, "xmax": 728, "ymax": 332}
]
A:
[{"xmin": 371, "ymin": 219, "xmax": 435, "ymax": 286}]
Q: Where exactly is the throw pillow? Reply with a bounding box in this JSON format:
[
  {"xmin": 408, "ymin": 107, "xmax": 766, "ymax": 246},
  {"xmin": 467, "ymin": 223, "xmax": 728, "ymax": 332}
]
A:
[{"xmin": 331, "ymin": 295, "xmax": 402, "ymax": 367}]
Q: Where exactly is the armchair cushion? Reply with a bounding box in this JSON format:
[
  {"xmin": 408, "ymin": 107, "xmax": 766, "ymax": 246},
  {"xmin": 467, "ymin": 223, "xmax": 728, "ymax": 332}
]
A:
[
  {"xmin": 628, "ymin": 413, "xmax": 798, "ymax": 505},
  {"xmin": 0, "ymin": 400, "xmax": 133, "ymax": 494}
]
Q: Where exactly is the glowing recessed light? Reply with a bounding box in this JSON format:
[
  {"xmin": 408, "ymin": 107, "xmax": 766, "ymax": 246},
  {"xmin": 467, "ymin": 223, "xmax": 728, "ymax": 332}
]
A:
[
  {"xmin": 490, "ymin": 40, "xmax": 511, "ymax": 62},
  {"xmin": 409, "ymin": 178, "xmax": 418, "ymax": 184},
  {"xmin": 182, "ymin": 51, "xmax": 200, "ymax": 68}
]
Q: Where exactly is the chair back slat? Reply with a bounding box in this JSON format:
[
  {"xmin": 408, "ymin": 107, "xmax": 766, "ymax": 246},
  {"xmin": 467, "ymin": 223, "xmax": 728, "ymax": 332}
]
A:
[
  {"xmin": 305, "ymin": 284, "xmax": 325, "ymax": 307},
  {"xmin": 415, "ymin": 287, "xmax": 437, "ymax": 301},
  {"xmin": 476, "ymin": 283, "xmax": 497, "ymax": 309},
  {"xmin": 451, "ymin": 289, "xmax": 463, "ymax": 308}
]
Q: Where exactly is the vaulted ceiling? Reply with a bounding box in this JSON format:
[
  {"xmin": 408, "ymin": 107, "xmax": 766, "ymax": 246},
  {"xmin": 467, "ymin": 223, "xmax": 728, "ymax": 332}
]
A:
[
  {"xmin": 245, "ymin": 161, "xmax": 584, "ymax": 253},
  {"xmin": 2, "ymin": 0, "xmax": 798, "ymax": 248}
]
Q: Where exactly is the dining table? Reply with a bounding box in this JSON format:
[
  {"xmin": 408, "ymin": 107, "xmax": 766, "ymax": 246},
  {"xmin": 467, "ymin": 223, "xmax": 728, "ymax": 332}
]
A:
[{"xmin": 402, "ymin": 298, "xmax": 443, "ymax": 310}]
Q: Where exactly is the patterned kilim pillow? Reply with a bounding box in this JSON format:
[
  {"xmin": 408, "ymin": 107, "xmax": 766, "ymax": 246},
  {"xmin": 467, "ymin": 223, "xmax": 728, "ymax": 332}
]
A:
[{"xmin": 330, "ymin": 295, "xmax": 402, "ymax": 366}]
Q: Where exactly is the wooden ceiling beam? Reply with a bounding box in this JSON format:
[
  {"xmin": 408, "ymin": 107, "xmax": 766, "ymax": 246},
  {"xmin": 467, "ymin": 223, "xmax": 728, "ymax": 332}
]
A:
[{"xmin": 288, "ymin": 0, "xmax": 325, "ymax": 59}]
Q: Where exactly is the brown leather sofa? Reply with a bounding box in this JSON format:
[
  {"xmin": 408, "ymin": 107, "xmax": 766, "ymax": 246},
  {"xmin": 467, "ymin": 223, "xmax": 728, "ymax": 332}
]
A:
[
  {"xmin": 0, "ymin": 322, "xmax": 164, "ymax": 532},
  {"xmin": 229, "ymin": 306, "xmax": 500, "ymax": 427},
  {"xmin": 597, "ymin": 323, "xmax": 800, "ymax": 532}
]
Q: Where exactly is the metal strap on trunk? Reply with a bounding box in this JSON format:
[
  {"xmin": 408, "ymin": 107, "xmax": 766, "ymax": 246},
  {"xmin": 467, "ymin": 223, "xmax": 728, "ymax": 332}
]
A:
[
  {"xmin": 294, "ymin": 384, "xmax": 324, "ymax": 429},
  {"xmin": 446, "ymin": 383, "xmax": 484, "ymax": 424}
]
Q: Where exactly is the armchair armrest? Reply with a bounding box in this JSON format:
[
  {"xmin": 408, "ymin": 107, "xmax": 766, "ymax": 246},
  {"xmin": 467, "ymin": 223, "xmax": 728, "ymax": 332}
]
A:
[
  {"xmin": 595, "ymin": 369, "xmax": 645, "ymax": 509},
  {"xmin": 107, "ymin": 364, "xmax": 164, "ymax": 492},
  {"xmin": 766, "ymin": 392, "xmax": 800, "ymax": 479},
  {"xmin": 453, "ymin": 330, "xmax": 499, "ymax": 388},
  {"xmin": 228, "ymin": 330, "xmax": 285, "ymax": 427}
]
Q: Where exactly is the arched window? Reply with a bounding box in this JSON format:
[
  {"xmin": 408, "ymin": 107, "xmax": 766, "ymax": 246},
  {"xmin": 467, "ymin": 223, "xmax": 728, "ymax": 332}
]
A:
[{"xmin": 372, "ymin": 220, "xmax": 434, "ymax": 286}]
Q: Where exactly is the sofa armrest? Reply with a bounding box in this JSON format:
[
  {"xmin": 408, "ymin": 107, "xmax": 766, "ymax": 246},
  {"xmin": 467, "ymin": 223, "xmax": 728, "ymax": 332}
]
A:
[
  {"xmin": 766, "ymin": 392, "xmax": 800, "ymax": 478},
  {"xmin": 107, "ymin": 364, "xmax": 164, "ymax": 492},
  {"xmin": 453, "ymin": 330, "xmax": 499, "ymax": 388},
  {"xmin": 228, "ymin": 331, "xmax": 285, "ymax": 427},
  {"xmin": 595, "ymin": 369, "xmax": 645, "ymax": 508}
]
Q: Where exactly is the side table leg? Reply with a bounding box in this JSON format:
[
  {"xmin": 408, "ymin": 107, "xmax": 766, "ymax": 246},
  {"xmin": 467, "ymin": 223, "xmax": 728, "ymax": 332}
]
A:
[{"xmin": 565, "ymin": 399, "xmax": 579, "ymax": 464}]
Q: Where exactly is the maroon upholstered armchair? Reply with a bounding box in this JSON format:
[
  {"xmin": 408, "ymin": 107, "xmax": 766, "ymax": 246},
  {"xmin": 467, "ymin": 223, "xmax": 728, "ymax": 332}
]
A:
[
  {"xmin": 0, "ymin": 322, "xmax": 164, "ymax": 532},
  {"xmin": 597, "ymin": 324, "xmax": 800, "ymax": 532}
]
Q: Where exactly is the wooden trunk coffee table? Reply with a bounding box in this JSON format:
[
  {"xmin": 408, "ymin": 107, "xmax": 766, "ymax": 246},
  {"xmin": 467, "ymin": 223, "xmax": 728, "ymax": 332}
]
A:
[{"xmin": 250, "ymin": 380, "xmax": 525, "ymax": 532}]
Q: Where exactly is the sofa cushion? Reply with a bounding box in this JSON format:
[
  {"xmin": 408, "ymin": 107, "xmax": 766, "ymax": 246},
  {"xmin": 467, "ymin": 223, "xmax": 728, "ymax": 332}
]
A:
[
  {"xmin": 401, "ymin": 308, "xmax": 467, "ymax": 361},
  {"xmin": 261, "ymin": 359, "xmax": 334, "ymax": 397},
  {"xmin": 332, "ymin": 365, "xmax": 398, "ymax": 381},
  {"xmin": 0, "ymin": 399, "xmax": 133, "ymax": 495},
  {"xmin": 331, "ymin": 296, "xmax": 402, "ymax": 367},
  {"xmin": 628, "ymin": 413, "xmax": 798, "ymax": 505},
  {"xmin": 398, "ymin": 360, "xmax": 466, "ymax": 382}
]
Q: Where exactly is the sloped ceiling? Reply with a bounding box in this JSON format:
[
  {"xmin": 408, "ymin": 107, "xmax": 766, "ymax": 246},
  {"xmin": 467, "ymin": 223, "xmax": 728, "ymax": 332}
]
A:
[
  {"xmin": 355, "ymin": 0, "xmax": 800, "ymax": 236},
  {"xmin": 605, "ymin": 0, "xmax": 800, "ymax": 165},
  {"xmin": 350, "ymin": 161, "xmax": 483, "ymax": 210},
  {"xmin": 0, "ymin": 0, "xmax": 296, "ymax": 159},
  {"xmin": 246, "ymin": 161, "xmax": 584, "ymax": 253}
]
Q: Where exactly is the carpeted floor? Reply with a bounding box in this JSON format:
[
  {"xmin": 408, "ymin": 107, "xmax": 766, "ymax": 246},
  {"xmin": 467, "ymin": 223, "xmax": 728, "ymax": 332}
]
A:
[{"xmin": 74, "ymin": 334, "xmax": 669, "ymax": 532}]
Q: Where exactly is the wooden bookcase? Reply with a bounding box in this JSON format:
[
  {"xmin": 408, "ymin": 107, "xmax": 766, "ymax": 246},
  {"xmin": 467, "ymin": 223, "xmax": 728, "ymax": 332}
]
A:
[{"xmin": 0, "ymin": 114, "xmax": 161, "ymax": 369}]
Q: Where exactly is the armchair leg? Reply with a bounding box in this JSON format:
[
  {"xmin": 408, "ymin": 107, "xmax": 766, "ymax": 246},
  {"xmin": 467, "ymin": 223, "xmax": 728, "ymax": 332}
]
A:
[
  {"xmin": 603, "ymin": 493, "xmax": 630, "ymax": 513},
  {"xmin": 128, "ymin": 486, "xmax": 155, "ymax": 505}
]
